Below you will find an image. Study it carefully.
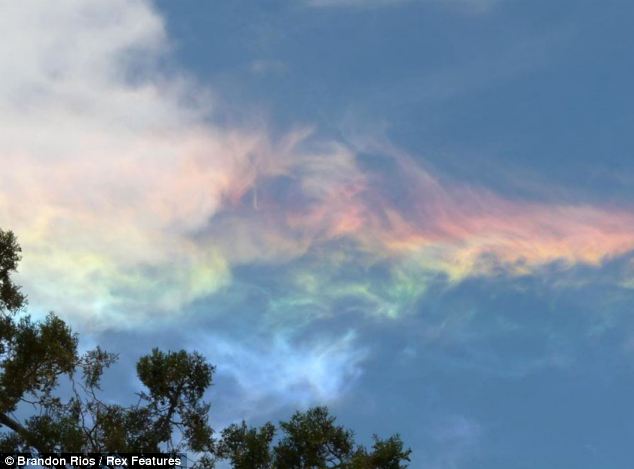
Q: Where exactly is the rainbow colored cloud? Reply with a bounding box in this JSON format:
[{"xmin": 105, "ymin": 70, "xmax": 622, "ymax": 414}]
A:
[{"xmin": 1, "ymin": 0, "xmax": 633, "ymax": 331}]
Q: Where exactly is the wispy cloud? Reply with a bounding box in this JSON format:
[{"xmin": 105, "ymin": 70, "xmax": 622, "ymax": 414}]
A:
[
  {"xmin": 204, "ymin": 330, "xmax": 366, "ymax": 419},
  {"xmin": 2, "ymin": 0, "xmax": 634, "ymax": 336},
  {"xmin": 0, "ymin": 0, "xmax": 289, "ymax": 327},
  {"xmin": 4, "ymin": 0, "xmax": 634, "ymax": 433}
]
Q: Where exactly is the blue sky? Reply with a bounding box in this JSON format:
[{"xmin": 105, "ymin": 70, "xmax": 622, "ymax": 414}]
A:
[{"xmin": 2, "ymin": 0, "xmax": 634, "ymax": 467}]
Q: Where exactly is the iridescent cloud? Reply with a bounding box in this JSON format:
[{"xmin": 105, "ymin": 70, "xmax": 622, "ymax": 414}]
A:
[{"xmin": 1, "ymin": 0, "xmax": 634, "ymax": 333}]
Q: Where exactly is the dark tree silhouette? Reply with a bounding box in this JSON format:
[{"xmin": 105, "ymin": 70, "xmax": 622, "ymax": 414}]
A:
[
  {"xmin": 219, "ymin": 407, "xmax": 411, "ymax": 469},
  {"xmin": 0, "ymin": 229, "xmax": 411, "ymax": 468}
]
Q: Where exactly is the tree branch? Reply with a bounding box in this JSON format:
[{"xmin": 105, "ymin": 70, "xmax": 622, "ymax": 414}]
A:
[{"xmin": 0, "ymin": 411, "xmax": 45, "ymax": 454}]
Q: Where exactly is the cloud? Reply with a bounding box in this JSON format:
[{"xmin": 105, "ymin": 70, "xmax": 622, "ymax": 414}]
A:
[
  {"xmin": 1, "ymin": 0, "xmax": 634, "ymax": 336},
  {"xmin": 80, "ymin": 322, "xmax": 367, "ymax": 421},
  {"xmin": 3, "ymin": 0, "xmax": 634, "ymax": 437},
  {"xmin": 0, "ymin": 0, "xmax": 293, "ymax": 327},
  {"xmin": 202, "ymin": 330, "xmax": 366, "ymax": 419}
]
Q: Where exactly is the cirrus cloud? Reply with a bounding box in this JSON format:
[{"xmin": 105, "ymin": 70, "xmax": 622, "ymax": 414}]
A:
[{"xmin": 1, "ymin": 0, "xmax": 633, "ymax": 334}]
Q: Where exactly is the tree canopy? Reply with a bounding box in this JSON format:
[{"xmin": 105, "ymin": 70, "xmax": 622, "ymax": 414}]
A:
[
  {"xmin": 218, "ymin": 407, "xmax": 411, "ymax": 469},
  {"xmin": 0, "ymin": 228, "xmax": 411, "ymax": 468}
]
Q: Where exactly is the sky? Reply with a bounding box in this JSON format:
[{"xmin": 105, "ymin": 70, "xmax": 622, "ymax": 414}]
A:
[{"xmin": 2, "ymin": 0, "xmax": 634, "ymax": 467}]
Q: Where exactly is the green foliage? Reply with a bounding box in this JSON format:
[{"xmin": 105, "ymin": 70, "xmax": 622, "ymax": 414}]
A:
[
  {"xmin": 275, "ymin": 407, "xmax": 355, "ymax": 468},
  {"xmin": 135, "ymin": 349, "xmax": 215, "ymax": 452},
  {"xmin": 137, "ymin": 349, "xmax": 213, "ymax": 408},
  {"xmin": 351, "ymin": 435, "xmax": 412, "ymax": 469},
  {"xmin": 218, "ymin": 407, "xmax": 411, "ymax": 469},
  {"xmin": 0, "ymin": 229, "xmax": 25, "ymax": 313},
  {"xmin": 0, "ymin": 229, "xmax": 411, "ymax": 468},
  {"xmin": 218, "ymin": 421, "xmax": 276, "ymax": 469},
  {"xmin": 0, "ymin": 313, "xmax": 78, "ymax": 414},
  {"xmin": 81, "ymin": 346, "xmax": 117, "ymax": 390}
]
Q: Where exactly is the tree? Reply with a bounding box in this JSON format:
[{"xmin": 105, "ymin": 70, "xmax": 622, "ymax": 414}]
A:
[
  {"xmin": 0, "ymin": 229, "xmax": 411, "ymax": 468},
  {"xmin": 218, "ymin": 407, "xmax": 411, "ymax": 469},
  {"xmin": 0, "ymin": 229, "xmax": 215, "ymax": 464}
]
